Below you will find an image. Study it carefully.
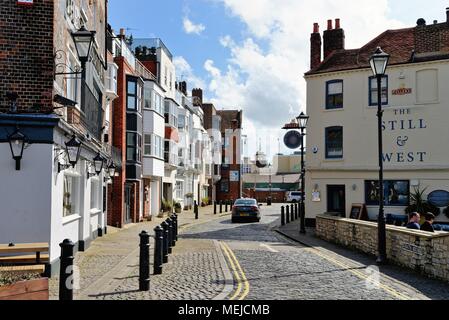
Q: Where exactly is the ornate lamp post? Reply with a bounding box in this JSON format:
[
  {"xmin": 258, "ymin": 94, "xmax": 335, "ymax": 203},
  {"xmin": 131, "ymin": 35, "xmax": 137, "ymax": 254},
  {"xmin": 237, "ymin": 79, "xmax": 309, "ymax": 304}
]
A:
[
  {"xmin": 297, "ymin": 112, "xmax": 309, "ymax": 235},
  {"xmin": 369, "ymin": 47, "xmax": 390, "ymax": 265}
]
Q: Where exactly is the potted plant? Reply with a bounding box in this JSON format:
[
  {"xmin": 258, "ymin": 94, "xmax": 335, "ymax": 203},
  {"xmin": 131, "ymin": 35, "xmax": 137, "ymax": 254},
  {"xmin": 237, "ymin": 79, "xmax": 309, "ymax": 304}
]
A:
[
  {"xmin": 405, "ymin": 187, "xmax": 440, "ymax": 219},
  {"xmin": 174, "ymin": 201, "xmax": 182, "ymax": 214},
  {"xmin": 201, "ymin": 197, "xmax": 209, "ymax": 207},
  {"xmin": 0, "ymin": 272, "xmax": 48, "ymax": 300}
]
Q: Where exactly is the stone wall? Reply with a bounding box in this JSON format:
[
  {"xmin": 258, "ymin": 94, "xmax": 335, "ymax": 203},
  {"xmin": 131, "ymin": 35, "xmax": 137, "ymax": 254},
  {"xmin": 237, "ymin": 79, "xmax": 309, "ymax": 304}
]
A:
[{"xmin": 316, "ymin": 215, "xmax": 449, "ymax": 282}]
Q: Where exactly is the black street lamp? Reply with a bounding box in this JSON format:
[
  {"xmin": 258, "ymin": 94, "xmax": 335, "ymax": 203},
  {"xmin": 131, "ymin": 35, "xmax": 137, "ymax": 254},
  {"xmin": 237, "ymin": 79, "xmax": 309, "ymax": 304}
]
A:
[
  {"xmin": 370, "ymin": 46, "xmax": 390, "ymax": 265},
  {"xmin": 107, "ymin": 161, "xmax": 117, "ymax": 179},
  {"xmin": 8, "ymin": 129, "xmax": 27, "ymax": 171},
  {"xmin": 93, "ymin": 153, "xmax": 105, "ymax": 175},
  {"xmin": 297, "ymin": 112, "xmax": 309, "ymax": 235},
  {"xmin": 65, "ymin": 135, "xmax": 82, "ymax": 168},
  {"xmin": 71, "ymin": 26, "xmax": 96, "ymax": 114}
]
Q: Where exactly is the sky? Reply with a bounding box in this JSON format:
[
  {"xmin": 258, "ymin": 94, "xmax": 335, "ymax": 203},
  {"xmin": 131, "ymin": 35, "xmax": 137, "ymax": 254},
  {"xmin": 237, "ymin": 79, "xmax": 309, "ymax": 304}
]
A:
[{"xmin": 108, "ymin": 0, "xmax": 448, "ymax": 161}]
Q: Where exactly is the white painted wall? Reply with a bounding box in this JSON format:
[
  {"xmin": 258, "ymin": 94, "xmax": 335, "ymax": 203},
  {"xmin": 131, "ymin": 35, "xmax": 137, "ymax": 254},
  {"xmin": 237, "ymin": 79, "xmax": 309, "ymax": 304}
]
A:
[{"xmin": 0, "ymin": 143, "xmax": 52, "ymax": 247}]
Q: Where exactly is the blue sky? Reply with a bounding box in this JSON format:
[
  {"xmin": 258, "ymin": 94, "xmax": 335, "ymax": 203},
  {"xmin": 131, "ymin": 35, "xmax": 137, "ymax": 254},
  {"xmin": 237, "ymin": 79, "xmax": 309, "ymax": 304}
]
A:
[{"xmin": 108, "ymin": 0, "xmax": 448, "ymax": 159}]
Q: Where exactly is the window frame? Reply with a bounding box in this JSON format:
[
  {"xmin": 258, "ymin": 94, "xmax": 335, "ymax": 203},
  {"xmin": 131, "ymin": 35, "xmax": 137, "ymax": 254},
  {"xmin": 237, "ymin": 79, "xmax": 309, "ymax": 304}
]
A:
[
  {"xmin": 365, "ymin": 180, "xmax": 410, "ymax": 207},
  {"xmin": 126, "ymin": 132, "xmax": 142, "ymax": 163},
  {"xmin": 325, "ymin": 126, "xmax": 344, "ymax": 159},
  {"xmin": 325, "ymin": 80, "xmax": 344, "ymax": 110},
  {"xmin": 369, "ymin": 75, "xmax": 389, "ymax": 107},
  {"xmin": 126, "ymin": 76, "xmax": 142, "ymax": 112}
]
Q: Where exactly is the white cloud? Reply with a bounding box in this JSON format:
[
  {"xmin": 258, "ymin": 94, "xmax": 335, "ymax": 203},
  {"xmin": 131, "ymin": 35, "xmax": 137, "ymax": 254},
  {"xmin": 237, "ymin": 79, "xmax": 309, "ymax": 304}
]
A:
[
  {"xmin": 183, "ymin": 17, "xmax": 206, "ymax": 35},
  {"xmin": 173, "ymin": 56, "xmax": 206, "ymax": 90},
  {"xmin": 205, "ymin": 0, "xmax": 410, "ymax": 159}
]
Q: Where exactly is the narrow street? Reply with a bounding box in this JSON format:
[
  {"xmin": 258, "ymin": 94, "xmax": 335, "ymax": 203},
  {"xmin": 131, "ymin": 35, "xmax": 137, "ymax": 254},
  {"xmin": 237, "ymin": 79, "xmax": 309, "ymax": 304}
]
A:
[{"xmin": 181, "ymin": 204, "xmax": 449, "ymax": 300}]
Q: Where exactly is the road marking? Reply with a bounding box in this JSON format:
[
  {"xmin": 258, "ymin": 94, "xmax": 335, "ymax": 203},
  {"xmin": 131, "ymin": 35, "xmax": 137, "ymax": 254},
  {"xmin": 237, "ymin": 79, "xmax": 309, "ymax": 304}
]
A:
[
  {"xmin": 220, "ymin": 242, "xmax": 243, "ymax": 300},
  {"xmin": 274, "ymin": 232, "xmax": 415, "ymax": 300},
  {"xmin": 303, "ymin": 248, "xmax": 412, "ymax": 300},
  {"xmin": 220, "ymin": 242, "xmax": 250, "ymax": 300},
  {"xmin": 260, "ymin": 243, "xmax": 279, "ymax": 253}
]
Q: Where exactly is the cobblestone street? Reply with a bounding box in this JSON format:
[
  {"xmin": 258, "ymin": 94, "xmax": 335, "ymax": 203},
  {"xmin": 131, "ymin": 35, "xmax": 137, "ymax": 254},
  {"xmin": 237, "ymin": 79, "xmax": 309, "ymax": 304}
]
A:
[{"xmin": 49, "ymin": 203, "xmax": 449, "ymax": 300}]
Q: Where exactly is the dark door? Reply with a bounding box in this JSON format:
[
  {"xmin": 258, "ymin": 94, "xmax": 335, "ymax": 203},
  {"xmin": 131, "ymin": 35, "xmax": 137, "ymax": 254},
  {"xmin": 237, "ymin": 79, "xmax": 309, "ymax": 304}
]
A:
[
  {"xmin": 327, "ymin": 185, "xmax": 346, "ymax": 217},
  {"xmin": 125, "ymin": 184, "xmax": 132, "ymax": 223}
]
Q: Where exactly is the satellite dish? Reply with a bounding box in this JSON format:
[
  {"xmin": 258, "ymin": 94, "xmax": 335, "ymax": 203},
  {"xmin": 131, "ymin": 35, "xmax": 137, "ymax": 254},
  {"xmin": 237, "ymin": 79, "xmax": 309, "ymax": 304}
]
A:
[{"xmin": 284, "ymin": 131, "xmax": 302, "ymax": 150}]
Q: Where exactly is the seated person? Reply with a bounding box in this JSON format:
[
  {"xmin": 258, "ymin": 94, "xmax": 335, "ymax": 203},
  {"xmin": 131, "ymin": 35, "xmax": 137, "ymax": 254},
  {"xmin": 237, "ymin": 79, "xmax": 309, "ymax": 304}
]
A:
[
  {"xmin": 406, "ymin": 212, "xmax": 421, "ymax": 230},
  {"xmin": 421, "ymin": 213, "xmax": 436, "ymax": 233}
]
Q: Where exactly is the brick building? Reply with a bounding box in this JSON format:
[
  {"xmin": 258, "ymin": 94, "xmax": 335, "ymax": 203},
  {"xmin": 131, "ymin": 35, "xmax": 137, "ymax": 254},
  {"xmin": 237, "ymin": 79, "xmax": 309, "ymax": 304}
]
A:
[{"xmin": 216, "ymin": 110, "xmax": 243, "ymax": 202}]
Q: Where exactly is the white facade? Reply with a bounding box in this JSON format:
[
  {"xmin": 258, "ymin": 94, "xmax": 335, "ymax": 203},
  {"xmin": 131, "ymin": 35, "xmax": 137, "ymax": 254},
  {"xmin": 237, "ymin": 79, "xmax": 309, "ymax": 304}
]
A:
[{"xmin": 305, "ymin": 59, "xmax": 449, "ymax": 222}]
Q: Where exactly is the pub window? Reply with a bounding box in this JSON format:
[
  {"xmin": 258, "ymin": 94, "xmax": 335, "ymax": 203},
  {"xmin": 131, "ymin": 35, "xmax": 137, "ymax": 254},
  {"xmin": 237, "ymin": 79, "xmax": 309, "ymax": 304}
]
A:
[
  {"xmin": 326, "ymin": 80, "xmax": 343, "ymax": 110},
  {"xmin": 369, "ymin": 76, "xmax": 388, "ymax": 106},
  {"xmin": 365, "ymin": 180, "xmax": 410, "ymax": 206},
  {"xmin": 325, "ymin": 126, "xmax": 343, "ymax": 159}
]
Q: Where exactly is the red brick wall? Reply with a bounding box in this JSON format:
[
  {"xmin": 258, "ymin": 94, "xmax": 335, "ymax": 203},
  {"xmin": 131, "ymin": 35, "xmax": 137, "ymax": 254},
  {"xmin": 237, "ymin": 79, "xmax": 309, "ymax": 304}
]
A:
[
  {"xmin": 0, "ymin": 0, "xmax": 54, "ymax": 113},
  {"xmin": 243, "ymin": 189, "xmax": 286, "ymax": 203}
]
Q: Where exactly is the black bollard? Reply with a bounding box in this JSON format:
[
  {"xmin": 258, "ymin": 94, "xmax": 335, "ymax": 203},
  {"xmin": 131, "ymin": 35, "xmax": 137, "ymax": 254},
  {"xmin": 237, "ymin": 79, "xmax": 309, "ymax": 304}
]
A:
[
  {"xmin": 166, "ymin": 218, "xmax": 173, "ymax": 254},
  {"xmin": 59, "ymin": 239, "xmax": 75, "ymax": 301},
  {"xmin": 171, "ymin": 214, "xmax": 178, "ymax": 242},
  {"xmin": 225, "ymin": 200, "xmax": 229, "ymax": 213},
  {"xmin": 170, "ymin": 215, "xmax": 177, "ymax": 247},
  {"xmin": 291, "ymin": 204, "xmax": 295, "ymax": 222},
  {"xmin": 286, "ymin": 205, "xmax": 290, "ymax": 224},
  {"xmin": 161, "ymin": 221, "xmax": 169, "ymax": 263},
  {"xmin": 154, "ymin": 226, "xmax": 164, "ymax": 275},
  {"xmin": 220, "ymin": 200, "xmax": 223, "ymax": 213},
  {"xmin": 281, "ymin": 206, "xmax": 285, "ymax": 226},
  {"xmin": 194, "ymin": 201, "xmax": 199, "ymax": 220},
  {"xmin": 214, "ymin": 201, "xmax": 217, "ymax": 215},
  {"xmin": 295, "ymin": 204, "xmax": 299, "ymax": 220},
  {"xmin": 139, "ymin": 231, "xmax": 150, "ymax": 291},
  {"xmin": 230, "ymin": 199, "xmax": 234, "ymax": 210}
]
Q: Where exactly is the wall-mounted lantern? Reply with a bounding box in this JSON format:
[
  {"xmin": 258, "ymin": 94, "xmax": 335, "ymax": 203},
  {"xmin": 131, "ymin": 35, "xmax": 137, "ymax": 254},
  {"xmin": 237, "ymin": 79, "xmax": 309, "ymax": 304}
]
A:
[{"xmin": 8, "ymin": 128, "xmax": 27, "ymax": 171}]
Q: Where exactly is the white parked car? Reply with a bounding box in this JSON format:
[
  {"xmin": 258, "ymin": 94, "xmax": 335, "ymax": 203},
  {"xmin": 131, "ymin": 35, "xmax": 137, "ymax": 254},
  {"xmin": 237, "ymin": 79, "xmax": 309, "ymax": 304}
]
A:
[{"xmin": 286, "ymin": 191, "xmax": 304, "ymax": 203}]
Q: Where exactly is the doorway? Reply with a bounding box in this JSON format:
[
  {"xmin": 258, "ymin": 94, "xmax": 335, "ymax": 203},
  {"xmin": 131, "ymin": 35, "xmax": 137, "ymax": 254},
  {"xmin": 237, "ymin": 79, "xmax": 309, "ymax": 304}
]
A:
[
  {"xmin": 327, "ymin": 185, "xmax": 346, "ymax": 217},
  {"xmin": 125, "ymin": 184, "xmax": 133, "ymax": 224}
]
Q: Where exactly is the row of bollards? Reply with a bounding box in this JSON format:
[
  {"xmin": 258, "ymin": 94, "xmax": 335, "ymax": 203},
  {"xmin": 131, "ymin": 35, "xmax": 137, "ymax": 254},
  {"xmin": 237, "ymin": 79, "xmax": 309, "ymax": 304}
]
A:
[
  {"xmin": 213, "ymin": 200, "xmax": 233, "ymax": 215},
  {"xmin": 281, "ymin": 203, "xmax": 300, "ymax": 226},
  {"xmin": 57, "ymin": 215, "xmax": 181, "ymax": 300},
  {"xmin": 139, "ymin": 214, "xmax": 179, "ymax": 292}
]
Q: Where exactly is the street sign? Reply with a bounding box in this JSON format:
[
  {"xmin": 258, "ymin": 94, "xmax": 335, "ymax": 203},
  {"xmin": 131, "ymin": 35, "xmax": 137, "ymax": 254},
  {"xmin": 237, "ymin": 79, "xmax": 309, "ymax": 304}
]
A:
[{"xmin": 284, "ymin": 131, "xmax": 302, "ymax": 149}]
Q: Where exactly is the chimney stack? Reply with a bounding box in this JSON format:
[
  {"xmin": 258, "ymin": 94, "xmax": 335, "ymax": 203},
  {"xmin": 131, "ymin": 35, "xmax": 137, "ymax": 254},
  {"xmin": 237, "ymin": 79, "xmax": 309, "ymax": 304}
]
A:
[
  {"xmin": 310, "ymin": 23, "xmax": 322, "ymax": 70},
  {"xmin": 192, "ymin": 88, "xmax": 203, "ymax": 106},
  {"xmin": 323, "ymin": 18, "xmax": 345, "ymax": 59},
  {"xmin": 119, "ymin": 28, "xmax": 126, "ymax": 40}
]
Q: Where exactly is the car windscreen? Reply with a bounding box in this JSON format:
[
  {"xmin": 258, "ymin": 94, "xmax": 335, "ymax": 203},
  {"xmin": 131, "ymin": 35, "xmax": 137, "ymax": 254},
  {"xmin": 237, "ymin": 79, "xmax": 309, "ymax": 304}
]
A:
[
  {"xmin": 291, "ymin": 192, "xmax": 302, "ymax": 196},
  {"xmin": 235, "ymin": 200, "xmax": 257, "ymax": 206}
]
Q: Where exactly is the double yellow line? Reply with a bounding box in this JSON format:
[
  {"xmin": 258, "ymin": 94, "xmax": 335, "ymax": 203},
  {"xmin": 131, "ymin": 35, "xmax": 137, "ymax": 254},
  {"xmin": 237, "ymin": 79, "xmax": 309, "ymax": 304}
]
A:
[
  {"xmin": 304, "ymin": 247, "xmax": 412, "ymax": 300},
  {"xmin": 220, "ymin": 242, "xmax": 250, "ymax": 300}
]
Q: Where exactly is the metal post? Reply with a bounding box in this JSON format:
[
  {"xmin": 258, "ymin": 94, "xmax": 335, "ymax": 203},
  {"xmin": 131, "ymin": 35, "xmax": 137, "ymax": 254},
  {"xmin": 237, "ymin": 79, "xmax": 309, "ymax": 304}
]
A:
[
  {"xmin": 286, "ymin": 205, "xmax": 290, "ymax": 224},
  {"xmin": 225, "ymin": 200, "xmax": 229, "ymax": 213},
  {"xmin": 194, "ymin": 201, "xmax": 199, "ymax": 220},
  {"xmin": 154, "ymin": 226, "xmax": 164, "ymax": 275},
  {"xmin": 214, "ymin": 201, "xmax": 217, "ymax": 215},
  {"xmin": 161, "ymin": 221, "xmax": 169, "ymax": 263},
  {"xmin": 220, "ymin": 200, "xmax": 223, "ymax": 213},
  {"xmin": 171, "ymin": 214, "xmax": 178, "ymax": 242},
  {"xmin": 59, "ymin": 239, "xmax": 75, "ymax": 301},
  {"xmin": 377, "ymin": 74, "xmax": 387, "ymax": 264},
  {"xmin": 166, "ymin": 218, "xmax": 173, "ymax": 254},
  {"xmin": 300, "ymin": 128, "xmax": 307, "ymax": 234},
  {"xmin": 169, "ymin": 216, "xmax": 177, "ymax": 247},
  {"xmin": 139, "ymin": 231, "xmax": 150, "ymax": 291},
  {"xmin": 281, "ymin": 206, "xmax": 285, "ymax": 226},
  {"xmin": 295, "ymin": 203, "xmax": 299, "ymax": 220},
  {"xmin": 291, "ymin": 204, "xmax": 295, "ymax": 222}
]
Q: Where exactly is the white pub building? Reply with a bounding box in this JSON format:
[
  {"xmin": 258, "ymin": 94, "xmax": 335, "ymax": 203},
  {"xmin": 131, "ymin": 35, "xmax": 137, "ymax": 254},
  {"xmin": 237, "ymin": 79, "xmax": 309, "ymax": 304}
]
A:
[{"xmin": 305, "ymin": 12, "xmax": 449, "ymax": 224}]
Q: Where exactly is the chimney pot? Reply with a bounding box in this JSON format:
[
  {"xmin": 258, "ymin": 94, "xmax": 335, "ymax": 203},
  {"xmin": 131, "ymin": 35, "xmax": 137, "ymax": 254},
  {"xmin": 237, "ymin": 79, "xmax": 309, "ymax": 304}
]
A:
[
  {"xmin": 446, "ymin": 7, "xmax": 449, "ymax": 23},
  {"xmin": 327, "ymin": 19, "xmax": 333, "ymax": 30},
  {"xmin": 313, "ymin": 23, "xmax": 319, "ymax": 33},
  {"xmin": 335, "ymin": 18, "xmax": 341, "ymax": 29},
  {"xmin": 120, "ymin": 28, "xmax": 125, "ymax": 36}
]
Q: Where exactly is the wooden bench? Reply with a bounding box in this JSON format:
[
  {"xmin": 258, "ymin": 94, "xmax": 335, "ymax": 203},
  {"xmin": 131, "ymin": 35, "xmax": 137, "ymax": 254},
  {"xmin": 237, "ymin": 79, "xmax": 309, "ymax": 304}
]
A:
[{"xmin": 0, "ymin": 243, "xmax": 49, "ymax": 276}]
